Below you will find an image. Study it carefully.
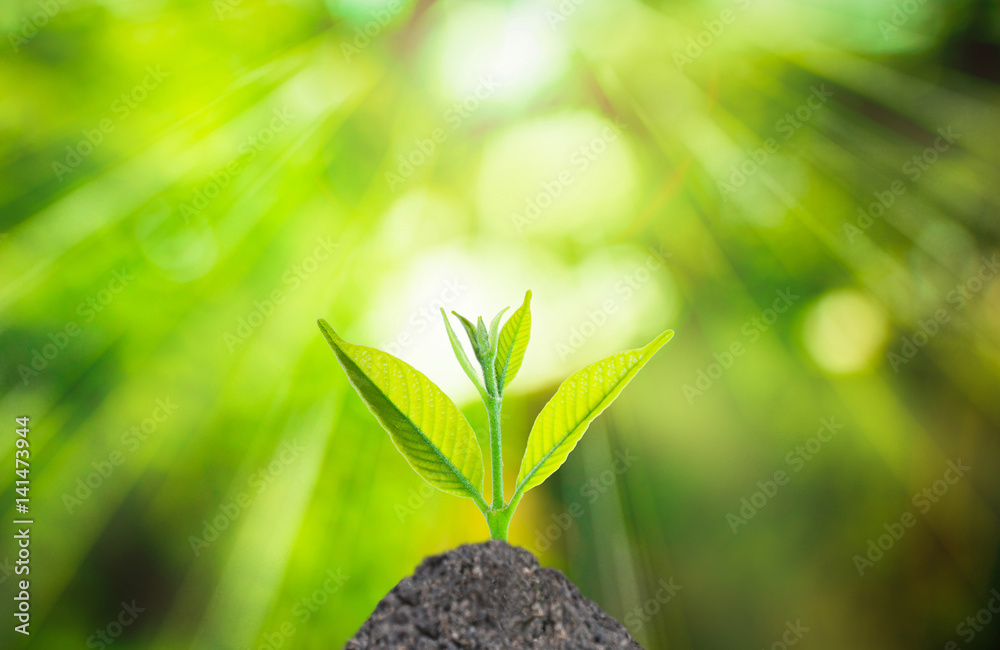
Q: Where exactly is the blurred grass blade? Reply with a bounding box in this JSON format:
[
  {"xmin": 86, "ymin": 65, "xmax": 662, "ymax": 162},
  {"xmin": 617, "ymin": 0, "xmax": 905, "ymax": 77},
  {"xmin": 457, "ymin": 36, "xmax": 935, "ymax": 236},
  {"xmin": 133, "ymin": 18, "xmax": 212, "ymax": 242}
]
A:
[
  {"xmin": 512, "ymin": 330, "xmax": 673, "ymax": 499},
  {"xmin": 317, "ymin": 319, "xmax": 486, "ymax": 506},
  {"xmin": 494, "ymin": 290, "xmax": 532, "ymax": 389}
]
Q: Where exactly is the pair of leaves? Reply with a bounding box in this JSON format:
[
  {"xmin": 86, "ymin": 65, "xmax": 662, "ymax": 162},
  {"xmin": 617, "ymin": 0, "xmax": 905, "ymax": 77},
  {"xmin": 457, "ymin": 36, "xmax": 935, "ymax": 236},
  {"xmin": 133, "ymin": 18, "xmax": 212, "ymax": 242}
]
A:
[{"xmin": 318, "ymin": 292, "xmax": 671, "ymax": 513}]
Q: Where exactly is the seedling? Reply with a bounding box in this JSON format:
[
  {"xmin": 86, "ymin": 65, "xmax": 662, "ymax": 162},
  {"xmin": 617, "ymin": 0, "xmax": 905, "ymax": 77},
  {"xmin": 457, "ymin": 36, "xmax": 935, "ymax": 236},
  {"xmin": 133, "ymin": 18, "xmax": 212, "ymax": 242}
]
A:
[{"xmin": 318, "ymin": 291, "xmax": 672, "ymax": 541}]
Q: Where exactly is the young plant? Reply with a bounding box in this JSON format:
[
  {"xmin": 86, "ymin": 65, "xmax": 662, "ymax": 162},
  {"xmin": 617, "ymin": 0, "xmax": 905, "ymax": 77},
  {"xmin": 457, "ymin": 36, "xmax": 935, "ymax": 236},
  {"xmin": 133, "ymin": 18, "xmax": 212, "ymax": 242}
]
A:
[{"xmin": 317, "ymin": 291, "xmax": 673, "ymax": 541}]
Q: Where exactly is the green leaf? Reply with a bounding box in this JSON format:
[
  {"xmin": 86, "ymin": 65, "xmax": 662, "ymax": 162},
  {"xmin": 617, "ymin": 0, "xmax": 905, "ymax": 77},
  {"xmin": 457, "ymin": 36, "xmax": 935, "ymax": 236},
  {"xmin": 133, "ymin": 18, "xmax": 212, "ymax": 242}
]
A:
[
  {"xmin": 317, "ymin": 320, "xmax": 487, "ymax": 506},
  {"xmin": 512, "ymin": 330, "xmax": 673, "ymax": 498},
  {"xmin": 494, "ymin": 290, "xmax": 532, "ymax": 389},
  {"xmin": 452, "ymin": 311, "xmax": 485, "ymax": 360},
  {"xmin": 475, "ymin": 317, "xmax": 489, "ymax": 358},
  {"xmin": 441, "ymin": 309, "xmax": 487, "ymax": 399},
  {"xmin": 488, "ymin": 306, "xmax": 510, "ymax": 354},
  {"xmin": 452, "ymin": 310, "xmax": 477, "ymax": 340}
]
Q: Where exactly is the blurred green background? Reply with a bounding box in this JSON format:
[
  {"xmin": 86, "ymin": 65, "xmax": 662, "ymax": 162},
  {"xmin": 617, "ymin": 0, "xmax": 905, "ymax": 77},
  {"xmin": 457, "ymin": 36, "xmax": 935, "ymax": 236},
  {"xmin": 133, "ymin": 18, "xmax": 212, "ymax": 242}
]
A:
[{"xmin": 2, "ymin": 0, "xmax": 1000, "ymax": 647}]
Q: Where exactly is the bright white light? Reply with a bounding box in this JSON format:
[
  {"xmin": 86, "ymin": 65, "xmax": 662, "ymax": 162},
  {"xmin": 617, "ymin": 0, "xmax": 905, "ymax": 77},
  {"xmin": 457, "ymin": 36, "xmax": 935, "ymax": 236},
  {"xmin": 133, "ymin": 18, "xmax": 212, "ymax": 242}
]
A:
[
  {"xmin": 495, "ymin": 28, "xmax": 540, "ymax": 80},
  {"xmin": 363, "ymin": 242, "xmax": 677, "ymax": 402},
  {"xmin": 436, "ymin": 2, "xmax": 568, "ymax": 103}
]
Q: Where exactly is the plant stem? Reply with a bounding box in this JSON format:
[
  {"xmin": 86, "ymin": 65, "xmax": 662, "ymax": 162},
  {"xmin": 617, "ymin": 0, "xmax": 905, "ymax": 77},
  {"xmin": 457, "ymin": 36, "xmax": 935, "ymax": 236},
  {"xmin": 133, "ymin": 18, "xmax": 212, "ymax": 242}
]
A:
[
  {"xmin": 485, "ymin": 506, "xmax": 514, "ymax": 542},
  {"xmin": 475, "ymin": 317, "xmax": 508, "ymax": 538},
  {"xmin": 483, "ymin": 372, "xmax": 504, "ymax": 510}
]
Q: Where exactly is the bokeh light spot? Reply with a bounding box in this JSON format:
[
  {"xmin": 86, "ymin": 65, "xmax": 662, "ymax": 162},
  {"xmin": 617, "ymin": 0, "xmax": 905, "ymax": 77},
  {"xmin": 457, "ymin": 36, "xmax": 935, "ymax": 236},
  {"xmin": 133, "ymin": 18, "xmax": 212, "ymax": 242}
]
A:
[
  {"xmin": 803, "ymin": 289, "xmax": 889, "ymax": 374},
  {"xmin": 476, "ymin": 111, "xmax": 639, "ymax": 242},
  {"xmin": 434, "ymin": 1, "xmax": 569, "ymax": 103}
]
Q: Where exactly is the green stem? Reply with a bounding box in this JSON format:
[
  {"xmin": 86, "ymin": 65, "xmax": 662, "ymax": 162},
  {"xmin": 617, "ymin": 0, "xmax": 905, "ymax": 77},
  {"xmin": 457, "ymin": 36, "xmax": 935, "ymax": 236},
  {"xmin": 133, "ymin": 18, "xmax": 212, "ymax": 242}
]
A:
[
  {"xmin": 483, "ymin": 373, "xmax": 504, "ymax": 510},
  {"xmin": 485, "ymin": 506, "xmax": 514, "ymax": 542}
]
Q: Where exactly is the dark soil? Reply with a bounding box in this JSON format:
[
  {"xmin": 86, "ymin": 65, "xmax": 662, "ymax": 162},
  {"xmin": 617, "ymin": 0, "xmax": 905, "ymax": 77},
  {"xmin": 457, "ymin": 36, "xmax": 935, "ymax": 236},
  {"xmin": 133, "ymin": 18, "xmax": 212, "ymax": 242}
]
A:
[{"xmin": 345, "ymin": 541, "xmax": 642, "ymax": 649}]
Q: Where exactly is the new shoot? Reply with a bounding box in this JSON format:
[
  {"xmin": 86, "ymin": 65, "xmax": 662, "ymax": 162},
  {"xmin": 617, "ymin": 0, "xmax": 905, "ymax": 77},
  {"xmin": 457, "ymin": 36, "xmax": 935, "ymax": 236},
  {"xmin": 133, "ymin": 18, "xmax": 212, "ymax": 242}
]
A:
[{"xmin": 318, "ymin": 291, "xmax": 672, "ymax": 541}]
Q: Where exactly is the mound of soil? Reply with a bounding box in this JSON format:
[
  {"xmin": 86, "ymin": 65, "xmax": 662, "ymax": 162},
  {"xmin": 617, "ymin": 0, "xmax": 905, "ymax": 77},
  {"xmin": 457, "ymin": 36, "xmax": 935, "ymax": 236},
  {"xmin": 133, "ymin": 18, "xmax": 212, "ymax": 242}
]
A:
[{"xmin": 345, "ymin": 541, "xmax": 642, "ymax": 649}]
